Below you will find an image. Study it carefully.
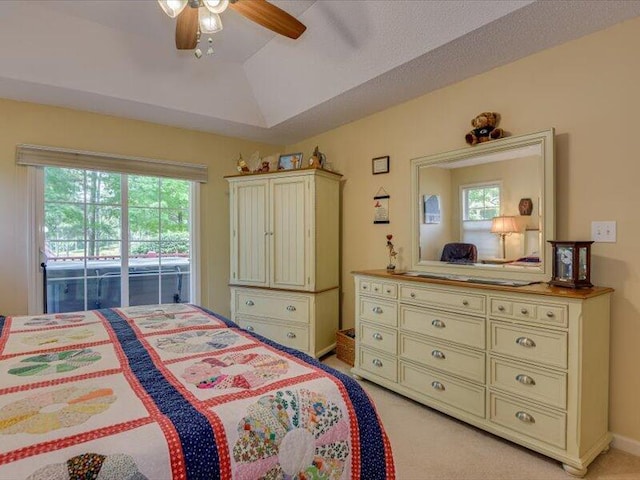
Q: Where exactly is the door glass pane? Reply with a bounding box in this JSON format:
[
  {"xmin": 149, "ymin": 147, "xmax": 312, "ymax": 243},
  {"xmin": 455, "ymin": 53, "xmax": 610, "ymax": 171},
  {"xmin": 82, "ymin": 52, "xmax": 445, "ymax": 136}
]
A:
[
  {"xmin": 45, "ymin": 204, "xmax": 85, "ymax": 244},
  {"xmin": 86, "ymin": 171, "xmax": 121, "ymax": 205},
  {"xmin": 129, "ymin": 176, "xmax": 159, "ymax": 207},
  {"xmin": 129, "ymin": 273, "xmax": 160, "ymax": 307},
  {"xmin": 130, "ymin": 207, "xmax": 160, "ymax": 241},
  {"xmin": 45, "ymin": 168, "xmax": 85, "ymax": 203}
]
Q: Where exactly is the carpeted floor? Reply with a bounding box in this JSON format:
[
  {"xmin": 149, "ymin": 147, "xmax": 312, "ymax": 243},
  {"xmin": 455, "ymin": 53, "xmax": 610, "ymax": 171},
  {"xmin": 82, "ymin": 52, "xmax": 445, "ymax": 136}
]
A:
[{"xmin": 322, "ymin": 355, "xmax": 640, "ymax": 480}]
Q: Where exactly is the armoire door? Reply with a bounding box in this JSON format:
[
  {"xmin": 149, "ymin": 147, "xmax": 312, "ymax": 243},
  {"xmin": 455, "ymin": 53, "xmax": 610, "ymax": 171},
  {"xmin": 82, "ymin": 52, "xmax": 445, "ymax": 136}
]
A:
[
  {"xmin": 231, "ymin": 179, "xmax": 269, "ymax": 286},
  {"xmin": 270, "ymin": 176, "xmax": 310, "ymax": 290}
]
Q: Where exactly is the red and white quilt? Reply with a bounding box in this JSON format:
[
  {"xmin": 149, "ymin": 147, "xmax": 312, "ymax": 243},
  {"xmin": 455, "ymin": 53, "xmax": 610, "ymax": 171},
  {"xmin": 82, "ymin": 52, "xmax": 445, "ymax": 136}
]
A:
[{"xmin": 0, "ymin": 304, "xmax": 394, "ymax": 479}]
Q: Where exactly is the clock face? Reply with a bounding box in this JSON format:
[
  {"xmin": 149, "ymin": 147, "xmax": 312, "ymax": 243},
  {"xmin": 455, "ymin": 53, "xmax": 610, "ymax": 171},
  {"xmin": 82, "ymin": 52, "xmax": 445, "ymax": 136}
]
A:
[{"xmin": 556, "ymin": 246, "xmax": 573, "ymax": 279}]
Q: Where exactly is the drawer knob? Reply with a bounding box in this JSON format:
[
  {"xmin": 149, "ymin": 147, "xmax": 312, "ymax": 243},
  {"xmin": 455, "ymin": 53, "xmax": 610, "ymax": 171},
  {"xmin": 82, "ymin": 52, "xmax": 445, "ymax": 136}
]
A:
[
  {"xmin": 497, "ymin": 305, "xmax": 505, "ymax": 312},
  {"xmin": 515, "ymin": 411, "xmax": 535, "ymax": 424},
  {"xmin": 386, "ymin": 289, "xmax": 392, "ymax": 294},
  {"xmin": 431, "ymin": 319, "xmax": 446, "ymax": 328},
  {"xmin": 245, "ymin": 300, "xmax": 255, "ymax": 306},
  {"xmin": 246, "ymin": 325, "xmax": 255, "ymax": 332},
  {"xmin": 372, "ymin": 306, "xmax": 383, "ymax": 314},
  {"xmin": 362, "ymin": 285, "xmax": 368, "ymax": 290},
  {"xmin": 515, "ymin": 374, "xmax": 536, "ymax": 386},
  {"xmin": 286, "ymin": 305, "xmax": 296, "ymax": 312},
  {"xmin": 516, "ymin": 336, "xmax": 536, "ymax": 348},
  {"xmin": 410, "ymin": 292, "xmax": 416, "ymax": 298},
  {"xmin": 520, "ymin": 308, "xmax": 529, "ymax": 315},
  {"xmin": 374, "ymin": 287, "xmax": 379, "ymax": 292},
  {"xmin": 286, "ymin": 332, "xmax": 297, "ymax": 339},
  {"xmin": 372, "ymin": 358, "xmax": 383, "ymax": 368},
  {"xmin": 462, "ymin": 300, "xmax": 469, "ymax": 306},
  {"xmin": 431, "ymin": 350, "xmax": 445, "ymax": 359},
  {"xmin": 372, "ymin": 332, "xmax": 383, "ymax": 341},
  {"xmin": 546, "ymin": 311, "xmax": 555, "ymax": 318},
  {"xmin": 431, "ymin": 381, "xmax": 445, "ymax": 391}
]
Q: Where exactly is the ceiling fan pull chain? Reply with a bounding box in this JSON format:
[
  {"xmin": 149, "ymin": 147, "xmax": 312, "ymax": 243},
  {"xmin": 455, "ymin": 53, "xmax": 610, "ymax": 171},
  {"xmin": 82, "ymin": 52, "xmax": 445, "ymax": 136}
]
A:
[
  {"xmin": 207, "ymin": 37, "xmax": 214, "ymax": 55},
  {"xmin": 194, "ymin": 32, "xmax": 203, "ymax": 58}
]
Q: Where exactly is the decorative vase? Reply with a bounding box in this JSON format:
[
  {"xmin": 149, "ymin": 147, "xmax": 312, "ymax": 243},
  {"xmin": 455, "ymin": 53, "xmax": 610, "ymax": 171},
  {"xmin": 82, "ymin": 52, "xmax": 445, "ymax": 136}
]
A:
[{"xmin": 518, "ymin": 198, "xmax": 533, "ymax": 216}]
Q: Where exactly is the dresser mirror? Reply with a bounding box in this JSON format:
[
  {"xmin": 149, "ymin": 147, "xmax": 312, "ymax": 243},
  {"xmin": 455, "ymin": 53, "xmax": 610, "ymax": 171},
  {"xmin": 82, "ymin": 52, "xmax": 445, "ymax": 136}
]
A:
[{"xmin": 410, "ymin": 129, "xmax": 555, "ymax": 283}]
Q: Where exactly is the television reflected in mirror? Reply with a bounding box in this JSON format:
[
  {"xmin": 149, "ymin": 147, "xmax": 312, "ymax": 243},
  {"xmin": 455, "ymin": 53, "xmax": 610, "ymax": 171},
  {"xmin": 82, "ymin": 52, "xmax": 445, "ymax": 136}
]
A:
[{"xmin": 410, "ymin": 129, "xmax": 555, "ymax": 283}]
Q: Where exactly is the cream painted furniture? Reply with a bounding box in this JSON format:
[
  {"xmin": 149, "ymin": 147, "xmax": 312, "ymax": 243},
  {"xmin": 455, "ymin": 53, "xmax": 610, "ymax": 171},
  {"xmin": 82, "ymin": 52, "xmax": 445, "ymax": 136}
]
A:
[
  {"xmin": 227, "ymin": 168, "xmax": 341, "ymax": 357},
  {"xmin": 353, "ymin": 270, "xmax": 613, "ymax": 477}
]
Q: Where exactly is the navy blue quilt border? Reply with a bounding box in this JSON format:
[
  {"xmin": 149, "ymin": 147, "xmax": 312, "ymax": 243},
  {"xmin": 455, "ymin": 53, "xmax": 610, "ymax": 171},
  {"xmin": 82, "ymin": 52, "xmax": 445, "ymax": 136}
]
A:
[{"xmin": 101, "ymin": 308, "xmax": 220, "ymax": 479}]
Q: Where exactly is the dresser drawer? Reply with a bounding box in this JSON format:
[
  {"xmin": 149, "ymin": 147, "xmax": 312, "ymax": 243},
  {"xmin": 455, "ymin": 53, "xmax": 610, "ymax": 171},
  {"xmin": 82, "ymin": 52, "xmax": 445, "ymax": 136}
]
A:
[
  {"xmin": 400, "ymin": 334, "xmax": 485, "ymax": 383},
  {"xmin": 359, "ymin": 297, "xmax": 398, "ymax": 327},
  {"xmin": 360, "ymin": 348, "xmax": 397, "ymax": 382},
  {"xmin": 490, "ymin": 298, "xmax": 568, "ymax": 327},
  {"xmin": 400, "ymin": 362, "xmax": 485, "ymax": 418},
  {"xmin": 400, "ymin": 285, "xmax": 485, "ymax": 314},
  {"xmin": 235, "ymin": 291, "xmax": 310, "ymax": 324},
  {"xmin": 360, "ymin": 323, "xmax": 397, "ymax": 355},
  {"xmin": 238, "ymin": 317, "xmax": 309, "ymax": 353},
  {"xmin": 381, "ymin": 283, "xmax": 398, "ymax": 299},
  {"xmin": 489, "ymin": 321, "xmax": 568, "ymax": 369},
  {"xmin": 490, "ymin": 393, "xmax": 566, "ymax": 449},
  {"xmin": 359, "ymin": 279, "xmax": 397, "ymax": 299},
  {"xmin": 490, "ymin": 358, "xmax": 567, "ymax": 409},
  {"xmin": 400, "ymin": 305, "xmax": 485, "ymax": 349}
]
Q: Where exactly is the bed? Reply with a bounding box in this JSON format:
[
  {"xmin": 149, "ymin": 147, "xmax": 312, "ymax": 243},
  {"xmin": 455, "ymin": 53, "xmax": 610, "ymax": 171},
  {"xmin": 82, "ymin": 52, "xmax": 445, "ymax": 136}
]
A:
[{"xmin": 0, "ymin": 304, "xmax": 394, "ymax": 479}]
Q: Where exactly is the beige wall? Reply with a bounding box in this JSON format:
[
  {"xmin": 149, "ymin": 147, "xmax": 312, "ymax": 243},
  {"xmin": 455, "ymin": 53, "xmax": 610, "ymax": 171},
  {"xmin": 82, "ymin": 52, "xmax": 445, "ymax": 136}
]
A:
[
  {"xmin": 0, "ymin": 98, "xmax": 281, "ymax": 317},
  {"xmin": 287, "ymin": 17, "xmax": 640, "ymax": 442}
]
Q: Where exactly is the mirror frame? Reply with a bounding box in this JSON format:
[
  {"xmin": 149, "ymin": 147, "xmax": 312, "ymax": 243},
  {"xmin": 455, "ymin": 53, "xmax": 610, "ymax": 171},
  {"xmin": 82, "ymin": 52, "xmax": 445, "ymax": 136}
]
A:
[{"xmin": 410, "ymin": 129, "xmax": 555, "ymax": 282}]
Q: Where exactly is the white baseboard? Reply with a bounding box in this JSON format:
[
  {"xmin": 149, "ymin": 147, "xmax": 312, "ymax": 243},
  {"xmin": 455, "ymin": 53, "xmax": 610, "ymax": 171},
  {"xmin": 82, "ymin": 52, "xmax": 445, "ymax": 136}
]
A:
[{"xmin": 612, "ymin": 433, "xmax": 640, "ymax": 457}]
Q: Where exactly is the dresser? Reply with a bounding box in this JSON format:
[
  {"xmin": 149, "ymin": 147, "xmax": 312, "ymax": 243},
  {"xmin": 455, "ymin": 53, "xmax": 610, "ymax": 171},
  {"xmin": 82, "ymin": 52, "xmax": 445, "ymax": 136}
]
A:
[
  {"xmin": 227, "ymin": 168, "xmax": 341, "ymax": 357},
  {"xmin": 353, "ymin": 270, "xmax": 613, "ymax": 477}
]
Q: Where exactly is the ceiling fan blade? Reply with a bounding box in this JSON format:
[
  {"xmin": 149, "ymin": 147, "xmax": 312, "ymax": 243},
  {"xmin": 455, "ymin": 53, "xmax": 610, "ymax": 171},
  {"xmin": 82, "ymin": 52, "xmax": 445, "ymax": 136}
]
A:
[
  {"xmin": 175, "ymin": 6, "xmax": 198, "ymax": 50},
  {"xmin": 229, "ymin": 0, "xmax": 306, "ymax": 39}
]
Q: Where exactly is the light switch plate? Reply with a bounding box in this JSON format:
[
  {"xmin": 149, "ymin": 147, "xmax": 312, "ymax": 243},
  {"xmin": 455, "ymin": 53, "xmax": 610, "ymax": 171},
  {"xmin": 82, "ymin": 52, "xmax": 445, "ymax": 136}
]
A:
[{"xmin": 591, "ymin": 221, "xmax": 616, "ymax": 243}]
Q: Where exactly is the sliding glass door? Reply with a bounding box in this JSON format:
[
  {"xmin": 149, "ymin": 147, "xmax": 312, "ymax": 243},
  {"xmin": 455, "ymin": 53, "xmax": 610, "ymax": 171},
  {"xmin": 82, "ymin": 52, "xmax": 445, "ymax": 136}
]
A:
[{"xmin": 41, "ymin": 167, "xmax": 194, "ymax": 313}]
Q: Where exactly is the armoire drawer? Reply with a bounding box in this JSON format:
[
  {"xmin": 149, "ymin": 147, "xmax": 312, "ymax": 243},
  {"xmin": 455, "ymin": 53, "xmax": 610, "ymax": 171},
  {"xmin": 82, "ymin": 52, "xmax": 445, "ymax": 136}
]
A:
[
  {"xmin": 400, "ymin": 285, "xmax": 485, "ymax": 314},
  {"xmin": 400, "ymin": 305, "xmax": 485, "ymax": 349},
  {"xmin": 490, "ymin": 298, "xmax": 568, "ymax": 327},
  {"xmin": 490, "ymin": 357, "xmax": 567, "ymax": 409},
  {"xmin": 359, "ymin": 348, "xmax": 397, "ymax": 382},
  {"xmin": 489, "ymin": 321, "xmax": 568, "ymax": 369},
  {"xmin": 360, "ymin": 323, "xmax": 397, "ymax": 355},
  {"xmin": 489, "ymin": 392, "xmax": 566, "ymax": 449},
  {"xmin": 237, "ymin": 317, "xmax": 309, "ymax": 353},
  {"xmin": 400, "ymin": 361, "xmax": 485, "ymax": 418},
  {"xmin": 359, "ymin": 297, "xmax": 398, "ymax": 327},
  {"xmin": 400, "ymin": 334, "xmax": 485, "ymax": 383},
  {"xmin": 235, "ymin": 291, "xmax": 310, "ymax": 324}
]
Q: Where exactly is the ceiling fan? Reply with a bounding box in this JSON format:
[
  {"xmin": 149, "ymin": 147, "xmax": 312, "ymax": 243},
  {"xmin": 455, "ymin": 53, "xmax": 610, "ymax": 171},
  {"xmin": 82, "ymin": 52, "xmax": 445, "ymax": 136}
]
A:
[{"xmin": 158, "ymin": 0, "xmax": 306, "ymax": 57}]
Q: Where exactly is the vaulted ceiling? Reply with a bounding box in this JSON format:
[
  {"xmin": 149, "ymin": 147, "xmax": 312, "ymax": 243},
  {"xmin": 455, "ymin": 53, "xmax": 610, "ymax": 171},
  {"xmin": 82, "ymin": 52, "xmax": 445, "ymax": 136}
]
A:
[{"xmin": 1, "ymin": 1, "xmax": 639, "ymax": 144}]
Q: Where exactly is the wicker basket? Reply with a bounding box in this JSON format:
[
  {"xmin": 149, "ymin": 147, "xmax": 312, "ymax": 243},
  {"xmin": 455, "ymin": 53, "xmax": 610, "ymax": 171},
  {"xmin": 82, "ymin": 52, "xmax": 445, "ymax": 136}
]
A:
[{"xmin": 336, "ymin": 328, "xmax": 355, "ymax": 366}]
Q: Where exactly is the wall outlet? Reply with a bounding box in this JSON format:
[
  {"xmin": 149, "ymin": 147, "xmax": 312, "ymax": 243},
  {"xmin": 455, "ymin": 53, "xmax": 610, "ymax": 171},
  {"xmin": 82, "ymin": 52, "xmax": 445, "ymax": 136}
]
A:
[{"xmin": 591, "ymin": 221, "xmax": 616, "ymax": 243}]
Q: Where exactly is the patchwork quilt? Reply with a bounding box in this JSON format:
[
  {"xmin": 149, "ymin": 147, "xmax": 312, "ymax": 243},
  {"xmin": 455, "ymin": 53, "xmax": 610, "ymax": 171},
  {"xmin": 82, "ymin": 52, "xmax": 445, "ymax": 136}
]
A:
[{"xmin": 0, "ymin": 304, "xmax": 394, "ymax": 479}]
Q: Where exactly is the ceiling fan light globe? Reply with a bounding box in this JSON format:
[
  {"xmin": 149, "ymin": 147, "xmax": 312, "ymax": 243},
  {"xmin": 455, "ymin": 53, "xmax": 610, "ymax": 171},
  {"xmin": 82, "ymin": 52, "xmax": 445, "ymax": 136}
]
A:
[
  {"xmin": 199, "ymin": 8, "xmax": 223, "ymax": 34},
  {"xmin": 203, "ymin": 0, "xmax": 229, "ymax": 14},
  {"xmin": 158, "ymin": 0, "xmax": 188, "ymax": 18}
]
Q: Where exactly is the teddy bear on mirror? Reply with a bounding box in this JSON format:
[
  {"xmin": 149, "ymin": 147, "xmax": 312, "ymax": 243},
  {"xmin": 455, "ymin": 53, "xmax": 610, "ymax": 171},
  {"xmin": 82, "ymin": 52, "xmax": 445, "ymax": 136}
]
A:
[{"xmin": 465, "ymin": 112, "xmax": 505, "ymax": 145}]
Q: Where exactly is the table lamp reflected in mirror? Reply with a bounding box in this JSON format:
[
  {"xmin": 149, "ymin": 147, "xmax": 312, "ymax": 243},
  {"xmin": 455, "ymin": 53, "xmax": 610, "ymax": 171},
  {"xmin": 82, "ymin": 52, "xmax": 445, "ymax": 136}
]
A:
[{"xmin": 491, "ymin": 215, "xmax": 518, "ymax": 259}]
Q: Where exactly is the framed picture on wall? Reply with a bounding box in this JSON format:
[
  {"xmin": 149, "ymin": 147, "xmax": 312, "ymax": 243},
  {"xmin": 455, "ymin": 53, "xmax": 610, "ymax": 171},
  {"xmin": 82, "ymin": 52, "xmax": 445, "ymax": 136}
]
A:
[
  {"xmin": 372, "ymin": 156, "xmax": 390, "ymax": 174},
  {"xmin": 423, "ymin": 194, "xmax": 441, "ymax": 224}
]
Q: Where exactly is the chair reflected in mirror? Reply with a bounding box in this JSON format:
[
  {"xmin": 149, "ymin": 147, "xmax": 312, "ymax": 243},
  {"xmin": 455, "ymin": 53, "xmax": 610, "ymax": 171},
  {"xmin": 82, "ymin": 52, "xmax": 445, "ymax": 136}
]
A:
[{"xmin": 440, "ymin": 243, "xmax": 478, "ymax": 264}]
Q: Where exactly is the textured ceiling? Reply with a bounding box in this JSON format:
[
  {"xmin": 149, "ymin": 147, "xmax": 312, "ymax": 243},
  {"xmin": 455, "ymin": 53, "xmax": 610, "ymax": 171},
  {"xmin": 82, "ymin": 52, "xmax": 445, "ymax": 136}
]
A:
[{"xmin": 0, "ymin": 1, "xmax": 639, "ymax": 145}]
